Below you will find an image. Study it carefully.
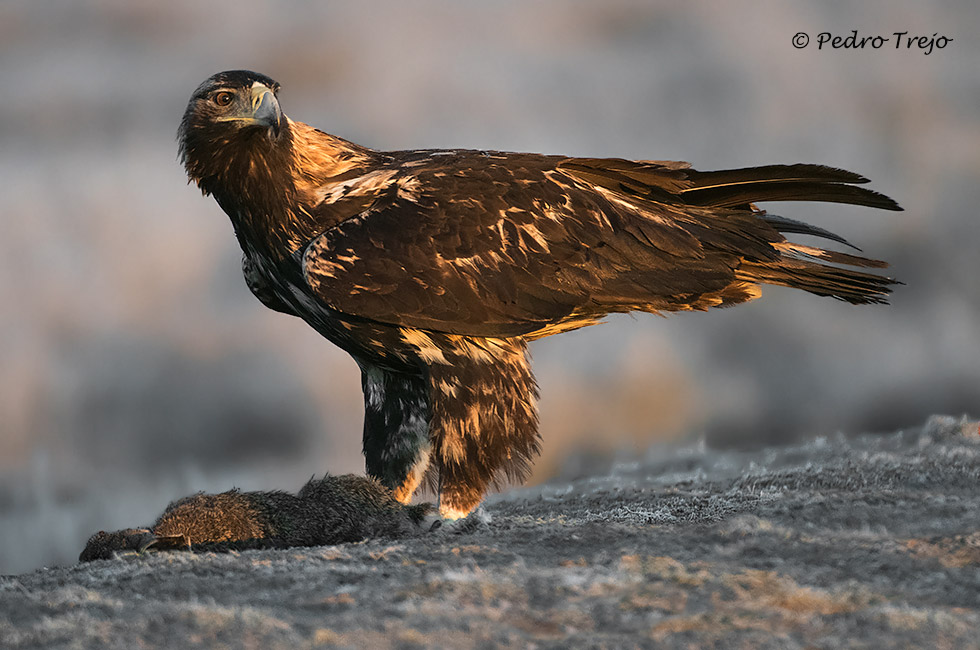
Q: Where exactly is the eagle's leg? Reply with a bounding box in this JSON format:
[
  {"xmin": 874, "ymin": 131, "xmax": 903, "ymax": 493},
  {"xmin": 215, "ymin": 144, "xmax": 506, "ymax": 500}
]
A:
[
  {"xmin": 428, "ymin": 337, "xmax": 540, "ymax": 519},
  {"xmin": 359, "ymin": 363, "xmax": 432, "ymax": 503}
]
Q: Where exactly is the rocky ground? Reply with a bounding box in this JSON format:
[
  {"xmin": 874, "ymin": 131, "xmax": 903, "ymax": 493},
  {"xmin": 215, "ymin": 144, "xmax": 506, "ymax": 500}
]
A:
[{"xmin": 2, "ymin": 415, "xmax": 978, "ymax": 649}]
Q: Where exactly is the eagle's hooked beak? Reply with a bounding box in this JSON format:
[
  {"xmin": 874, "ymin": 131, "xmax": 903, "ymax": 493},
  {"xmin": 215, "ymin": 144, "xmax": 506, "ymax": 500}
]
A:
[
  {"xmin": 215, "ymin": 83, "xmax": 283, "ymax": 137},
  {"xmin": 250, "ymin": 85, "xmax": 283, "ymax": 137}
]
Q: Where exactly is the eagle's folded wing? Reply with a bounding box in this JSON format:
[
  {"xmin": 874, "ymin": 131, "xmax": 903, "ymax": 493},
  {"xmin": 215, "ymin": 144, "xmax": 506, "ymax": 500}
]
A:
[{"xmin": 302, "ymin": 156, "xmax": 898, "ymax": 338}]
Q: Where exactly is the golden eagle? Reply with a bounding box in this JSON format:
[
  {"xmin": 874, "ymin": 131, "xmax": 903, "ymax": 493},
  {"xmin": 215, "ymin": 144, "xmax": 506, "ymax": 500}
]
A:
[{"xmin": 179, "ymin": 70, "xmax": 899, "ymax": 519}]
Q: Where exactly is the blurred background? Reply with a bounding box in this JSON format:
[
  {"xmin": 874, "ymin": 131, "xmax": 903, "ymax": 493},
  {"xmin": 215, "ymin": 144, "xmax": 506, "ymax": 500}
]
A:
[{"xmin": 1, "ymin": 0, "xmax": 977, "ymax": 574}]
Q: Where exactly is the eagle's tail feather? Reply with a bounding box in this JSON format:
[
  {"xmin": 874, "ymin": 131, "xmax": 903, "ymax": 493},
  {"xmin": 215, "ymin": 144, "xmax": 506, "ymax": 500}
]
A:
[
  {"xmin": 685, "ymin": 166, "xmax": 902, "ymax": 305},
  {"xmin": 561, "ymin": 158, "xmax": 900, "ymax": 308},
  {"xmin": 757, "ymin": 213, "xmax": 860, "ymax": 250},
  {"xmin": 737, "ymin": 252, "xmax": 898, "ymax": 305}
]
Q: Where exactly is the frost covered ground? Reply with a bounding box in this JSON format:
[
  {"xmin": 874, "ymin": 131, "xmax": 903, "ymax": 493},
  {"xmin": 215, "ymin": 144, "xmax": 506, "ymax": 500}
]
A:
[{"xmin": 2, "ymin": 415, "xmax": 978, "ymax": 649}]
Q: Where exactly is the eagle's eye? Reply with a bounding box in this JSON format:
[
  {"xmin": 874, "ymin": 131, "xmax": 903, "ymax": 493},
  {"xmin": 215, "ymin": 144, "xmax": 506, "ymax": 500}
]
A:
[{"xmin": 213, "ymin": 91, "xmax": 235, "ymax": 107}]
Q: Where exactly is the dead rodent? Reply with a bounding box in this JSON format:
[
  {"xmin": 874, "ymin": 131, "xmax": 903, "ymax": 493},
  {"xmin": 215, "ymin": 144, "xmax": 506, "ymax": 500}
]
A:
[{"xmin": 80, "ymin": 474, "xmax": 432, "ymax": 562}]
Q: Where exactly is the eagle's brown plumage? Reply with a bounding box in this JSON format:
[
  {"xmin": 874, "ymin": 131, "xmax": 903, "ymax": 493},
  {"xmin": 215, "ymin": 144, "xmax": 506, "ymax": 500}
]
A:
[{"xmin": 179, "ymin": 70, "xmax": 900, "ymax": 519}]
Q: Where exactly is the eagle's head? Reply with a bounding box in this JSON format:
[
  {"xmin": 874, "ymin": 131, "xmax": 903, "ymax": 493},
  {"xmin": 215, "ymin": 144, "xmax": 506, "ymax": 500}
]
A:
[{"xmin": 178, "ymin": 70, "xmax": 288, "ymax": 194}]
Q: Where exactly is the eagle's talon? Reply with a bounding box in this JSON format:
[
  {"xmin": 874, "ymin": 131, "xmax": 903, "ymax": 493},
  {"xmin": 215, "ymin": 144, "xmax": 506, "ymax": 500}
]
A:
[{"xmin": 427, "ymin": 506, "xmax": 492, "ymax": 535}]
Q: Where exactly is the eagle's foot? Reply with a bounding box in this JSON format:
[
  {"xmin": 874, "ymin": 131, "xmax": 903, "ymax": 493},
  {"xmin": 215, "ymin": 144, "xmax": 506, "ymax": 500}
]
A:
[{"xmin": 426, "ymin": 505, "xmax": 492, "ymax": 535}]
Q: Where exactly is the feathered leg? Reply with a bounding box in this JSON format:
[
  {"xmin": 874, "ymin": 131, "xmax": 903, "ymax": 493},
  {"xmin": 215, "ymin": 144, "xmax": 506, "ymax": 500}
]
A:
[
  {"xmin": 359, "ymin": 362, "xmax": 432, "ymax": 503},
  {"xmin": 426, "ymin": 336, "xmax": 540, "ymax": 519}
]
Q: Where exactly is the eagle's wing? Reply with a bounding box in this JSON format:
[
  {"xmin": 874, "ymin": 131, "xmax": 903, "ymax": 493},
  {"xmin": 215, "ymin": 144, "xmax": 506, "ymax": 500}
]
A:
[{"xmin": 302, "ymin": 154, "xmax": 897, "ymax": 337}]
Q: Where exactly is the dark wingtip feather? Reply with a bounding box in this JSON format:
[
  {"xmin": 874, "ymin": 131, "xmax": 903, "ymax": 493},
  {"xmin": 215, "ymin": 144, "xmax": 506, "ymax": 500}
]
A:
[
  {"xmin": 684, "ymin": 181, "xmax": 902, "ymax": 211},
  {"xmin": 876, "ymin": 194, "xmax": 903, "ymax": 211},
  {"xmin": 694, "ymin": 164, "xmax": 873, "ymax": 185},
  {"xmin": 844, "ymin": 186, "xmax": 902, "ymax": 212},
  {"xmin": 558, "ymin": 158, "xmax": 903, "ymax": 212},
  {"xmin": 680, "ymin": 163, "xmax": 902, "ymax": 211}
]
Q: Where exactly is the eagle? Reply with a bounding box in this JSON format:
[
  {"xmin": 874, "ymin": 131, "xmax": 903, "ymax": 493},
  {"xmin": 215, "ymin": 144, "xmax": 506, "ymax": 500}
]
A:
[{"xmin": 179, "ymin": 70, "xmax": 900, "ymax": 519}]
